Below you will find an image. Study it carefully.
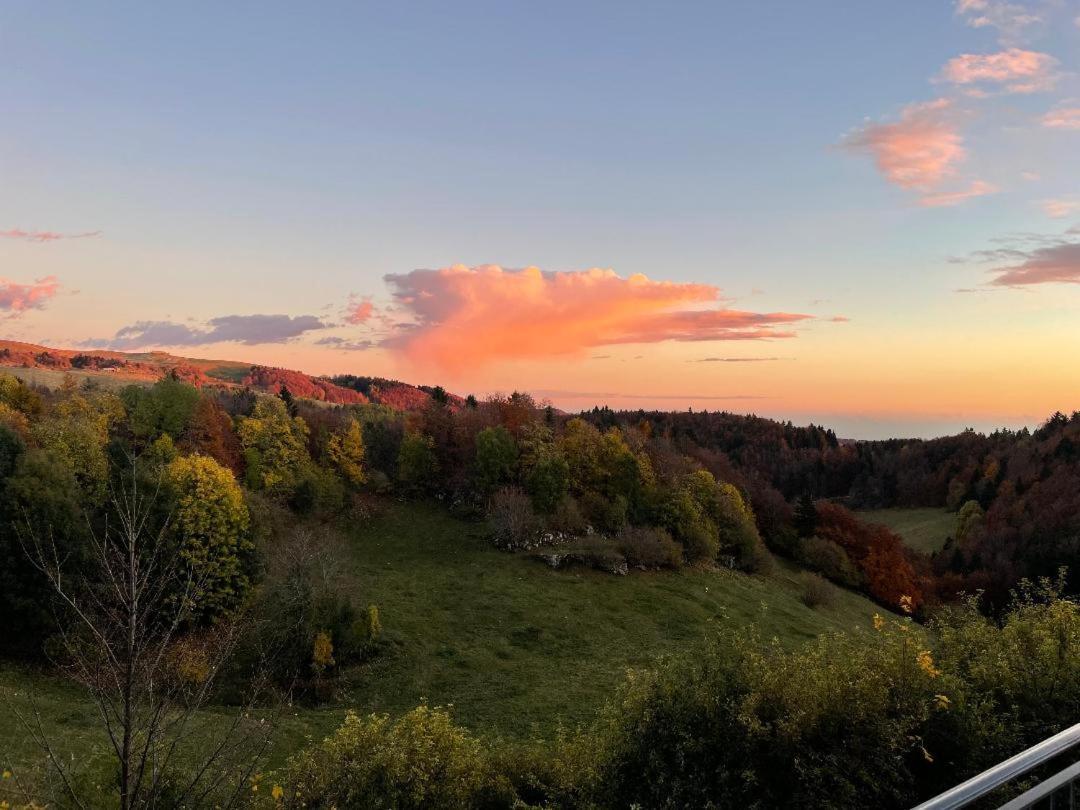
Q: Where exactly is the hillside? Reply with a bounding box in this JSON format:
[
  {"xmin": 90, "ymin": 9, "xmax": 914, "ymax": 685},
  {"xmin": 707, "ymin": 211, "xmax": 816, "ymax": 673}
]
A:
[
  {"xmin": 1, "ymin": 500, "xmax": 882, "ymax": 782},
  {"xmin": 0, "ymin": 339, "xmax": 445, "ymax": 410}
]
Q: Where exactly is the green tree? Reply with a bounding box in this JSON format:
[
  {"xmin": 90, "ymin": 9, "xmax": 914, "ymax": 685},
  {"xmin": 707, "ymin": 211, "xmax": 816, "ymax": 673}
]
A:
[
  {"xmin": 0, "ymin": 449, "xmax": 90, "ymax": 655},
  {"xmin": 794, "ymin": 493, "xmax": 818, "ymax": 538},
  {"xmin": 396, "ymin": 431, "xmax": 438, "ymax": 494},
  {"xmin": 237, "ymin": 396, "xmax": 312, "ymax": 498},
  {"xmin": 525, "ymin": 450, "xmax": 570, "ymax": 514},
  {"xmin": 121, "ymin": 377, "xmax": 200, "ymax": 441},
  {"xmin": 164, "ymin": 453, "xmax": 253, "ymax": 621},
  {"xmin": 474, "ymin": 426, "xmax": 518, "ymax": 492},
  {"xmin": 32, "ymin": 390, "xmax": 121, "ymax": 503}
]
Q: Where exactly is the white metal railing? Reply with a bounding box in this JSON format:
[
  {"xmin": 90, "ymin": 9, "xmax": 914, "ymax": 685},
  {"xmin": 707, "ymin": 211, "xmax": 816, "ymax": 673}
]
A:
[{"xmin": 912, "ymin": 722, "xmax": 1080, "ymax": 810}]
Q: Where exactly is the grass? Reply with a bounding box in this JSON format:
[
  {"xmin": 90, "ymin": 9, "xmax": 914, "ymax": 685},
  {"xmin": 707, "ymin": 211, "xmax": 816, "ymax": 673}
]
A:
[
  {"xmin": 859, "ymin": 507, "xmax": 956, "ymax": 554},
  {"xmin": 1, "ymin": 501, "xmax": 882, "ymax": 795}
]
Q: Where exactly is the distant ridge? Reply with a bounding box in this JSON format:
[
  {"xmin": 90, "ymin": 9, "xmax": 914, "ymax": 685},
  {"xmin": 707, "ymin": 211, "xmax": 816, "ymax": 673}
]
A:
[{"xmin": 0, "ymin": 339, "xmax": 452, "ymax": 411}]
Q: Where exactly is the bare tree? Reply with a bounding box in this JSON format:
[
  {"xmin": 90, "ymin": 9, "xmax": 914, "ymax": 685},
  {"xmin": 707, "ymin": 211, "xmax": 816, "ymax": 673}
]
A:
[{"xmin": 12, "ymin": 466, "xmax": 274, "ymax": 810}]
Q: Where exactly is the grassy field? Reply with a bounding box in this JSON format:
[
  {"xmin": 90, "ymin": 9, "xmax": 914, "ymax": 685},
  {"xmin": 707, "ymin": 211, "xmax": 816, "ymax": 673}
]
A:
[
  {"xmin": 859, "ymin": 507, "xmax": 956, "ymax": 554},
  {"xmin": 2, "ymin": 501, "xmax": 882, "ymax": 793}
]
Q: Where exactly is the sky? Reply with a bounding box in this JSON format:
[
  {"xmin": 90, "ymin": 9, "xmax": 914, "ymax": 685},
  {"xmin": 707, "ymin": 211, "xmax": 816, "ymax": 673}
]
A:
[{"xmin": 2, "ymin": 0, "xmax": 1080, "ymax": 439}]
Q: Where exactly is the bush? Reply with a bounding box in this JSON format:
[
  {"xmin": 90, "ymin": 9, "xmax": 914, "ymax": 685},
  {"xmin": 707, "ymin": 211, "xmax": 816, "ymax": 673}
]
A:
[
  {"xmin": 580, "ymin": 490, "xmax": 628, "ymax": 535},
  {"xmin": 797, "ymin": 535, "xmax": 862, "ymax": 588},
  {"xmin": 798, "ymin": 571, "xmax": 836, "ymax": 609},
  {"xmin": 487, "ymin": 487, "xmax": 541, "ymax": 550},
  {"xmin": 548, "ymin": 495, "xmax": 587, "ymax": 535},
  {"xmin": 616, "ymin": 526, "xmax": 683, "ymax": 570},
  {"xmin": 276, "ymin": 704, "xmax": 512, "ymax": 809}
]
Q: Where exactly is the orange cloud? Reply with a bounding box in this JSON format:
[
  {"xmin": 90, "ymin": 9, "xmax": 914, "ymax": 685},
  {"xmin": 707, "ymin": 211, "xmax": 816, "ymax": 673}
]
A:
[
  {"xmin": 940, "ymin": 48, "xmax": 1058, "ymax": 94},
  {"xmin": 0, "ymin": 276, "xmax": 61, "ymax": 315},
  {"xmin": 0, "ymin": 228, "xmax": 101, "ymax": 242},
  {"xmin": 920, "ymin": 180, "xmax": 998, "ymax": 207},
  {"xmin": 345, "ymin": 298, "xmax": 375, "ymax": 324},
  {"xmin": 1041, "ymin": 107, "xmax": 1080, "ymax": 130},
  {"xmin": 844, "ymin": 99, "xmax": 965, "ymax": 192},
  {"xmin": 381, "ymin": 265, "xmax": 811, "ymax": 370}
]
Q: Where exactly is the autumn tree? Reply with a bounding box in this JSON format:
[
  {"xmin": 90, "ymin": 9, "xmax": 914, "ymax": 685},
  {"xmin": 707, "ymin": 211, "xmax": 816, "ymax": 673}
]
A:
[
  {"xmin": 325, "ymin": 416, "xmax": 367, "ymax": 487},
  {"xmin": 164, "ymin": 454, "xmax": 253, "ymax": 622},
  {"xmin": 396, "ymin": 431, "xmax": 438, "ymax": 494},
  {"xmin": 237, "ymin": 396, "xmax": 312, "ymax": 497}
]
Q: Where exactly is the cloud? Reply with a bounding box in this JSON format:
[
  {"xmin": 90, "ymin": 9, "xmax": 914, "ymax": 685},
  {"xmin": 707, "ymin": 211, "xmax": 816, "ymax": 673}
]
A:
[
  {"xmin": 828, "ymin": 315, "xmax": 852, "ymax": 322},
  {"xmin": 315, "ymin": 335, "xmax": 376, "ymax": 351},
  {"xmin": 843, "ymin": 99, "xmax": 966, "ymax": 193},
  {"xmin": 1041, "ymin": 199, "xmax": 1080, "ymax": 218},
  {"xmin": 988, "ymin": 242, "xmax": 1080, "ymax": 285},
  {"xmin": 344, "ymin": 297, "xmax": 376, "ymax": 324},
  {"xmin": 0, "ymin": 276, "xmax": 61, "ymax": 315},
  {"xmin": 1041, "ymin": 106, "xmax": 1080, "ymax": 130},
  {"xmin": 86, "ymin": 313, "xmax": 328, "ymax": 349},
  {"xmin": 920, "ymin": 180, "xmax": 999, "ymax": 207},
  {"xmin": 954, "ymin": 0, "xmax": 1042, "ymax": 41},
  {"xmin": 0, "ymin": 228, "xmax": 101, "ymax": 242},
  {"xmin": 380, "ymin": 264, "xmax": 812, "ymax": 370},
  {"xmin": 939, "ymin": 48, "xmax": 1058, "ymax": 94}
]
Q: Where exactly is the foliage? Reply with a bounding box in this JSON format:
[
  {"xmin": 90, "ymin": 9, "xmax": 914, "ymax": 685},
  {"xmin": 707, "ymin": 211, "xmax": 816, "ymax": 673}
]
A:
[
  {"xmin": 237, "ymin": 396, "xmax": 312, "ymax": 498},
  {"xmin": 275, "ymin": 705, "xmax": 509, "ymax": 810},
  {"xmin": 798, "ymin": 571, "xmax": 837, "ymax": 609},
  {"xmin": 325, "ymin": 417, "xmax": 367, "ymax": 487},
  {"xmin": 120, "ymin": 377, "xmax": 200, "ymax": 441},
  {"xmin": 487, "ymin": 487, "xmax": 541, "ymax": 550},
  {"xmin": 615, "ymin": 525, "xmax": 683, "ymax": 569},
  {"xmin": 164, "ymin": 453, "xmax": 253, "ymax": 621},
  {"xmin": 396, "ymin": 431, "xmax": 438, "ymax": 494},
  {"xmin": 524, "ymin": 449, "xmax": 570, "ymax": 515},
  {"xmin": 474, "ymin": 426, "xmax": 517, "ymax": 492}
]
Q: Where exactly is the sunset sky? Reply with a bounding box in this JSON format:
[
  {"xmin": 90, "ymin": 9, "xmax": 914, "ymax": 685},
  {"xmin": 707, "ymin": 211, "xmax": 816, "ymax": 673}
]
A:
[{"xmin": 3, "ymin": 1, "xmax": 1080, "ymax": 438}]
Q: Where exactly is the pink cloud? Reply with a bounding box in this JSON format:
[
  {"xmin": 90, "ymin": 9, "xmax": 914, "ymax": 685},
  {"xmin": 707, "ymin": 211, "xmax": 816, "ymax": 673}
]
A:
[
  {"xmin": 954, "ymin": 0, "xmax": 1041, "ymax": 40},
  {"xmin": 844, "ymin": 99, "xmax": 965, "ymax": 192},
  {"xmin": 1041, "ymin": 107, "xmax": 1080, "ymax": 130},
  {"xmin": 989, "ymin": 242, "xmax": 1080, "ymax": 286},
  {"xmin": 0, "ymin": 228, "xmax": 101, "ymax": 243},
  {"xmin": 344, "ymin": 298, "xmax": 375, "ymax": 324},
  {"xmin": 829, "ymin": 315, "xmax": 851, "ymax": 323},
  {"xmin": 0, "ymin": 276, "xmax": 61, "ymax": 315},
  {"xmin": 940, "ymin": 49, "xmax": 1058, "ymax": 94},
  {"xmin": 1041, "ymin": 199, "xmax": 1079, "ymax": 219},
  {"xmin": 920, "ymin": 180, "xmax": 998, "ymax": 207},
  {"xmin": 381, "ymin": 265, "xmax": 812, "ymax": 370}
]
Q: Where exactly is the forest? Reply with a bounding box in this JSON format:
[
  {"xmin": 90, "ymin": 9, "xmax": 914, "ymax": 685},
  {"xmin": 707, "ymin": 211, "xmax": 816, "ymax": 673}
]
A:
[{"xmin": 2, "ymin": 369, "xmax": 1080, "ymax": 808}]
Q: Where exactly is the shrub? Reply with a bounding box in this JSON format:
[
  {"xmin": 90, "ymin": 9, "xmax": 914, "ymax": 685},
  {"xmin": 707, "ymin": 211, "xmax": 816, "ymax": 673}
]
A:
[
  {"xmin": 276, "ymin": 704, "xmax": 512, "ymax": 809},
  {"xmin": 797, "ymin": 535, "xmax": 862, "ymax": 588},
  {"xmin": 548, "ymin": 495, "xmax": 587, "ymax": 535},
  {"xmin": 798, "ymin": 571, "xmax": 836, "ymax": 609},
  {"xmin": 616, "ymin": 526, "xmax": 683, "ymax": 570},
  {"xmin": 580, "ymin": 490, "xmax": 628, "ymax": 534},
  {"xmin": 488, "ymin": 487, "xmax": 541, "ymax": 550}
]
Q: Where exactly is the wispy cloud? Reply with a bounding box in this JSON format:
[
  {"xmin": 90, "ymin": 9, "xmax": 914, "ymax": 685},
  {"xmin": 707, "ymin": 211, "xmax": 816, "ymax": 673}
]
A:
[
  {"xmin": 0, "ymin": 228, "xmax": 101, "ymax": 243},
  {"xmin": 85, "ymin": 313, "xmax": 328, "ymax": 349},
  {"xmin": 988, "ymin": 242, "xmax": 1080, "ymax": 285},
  {"xmin": 380, "ymin": 265, "xmax": 812, "ymax": 370},
  {"xmin": 1041, "ymin": 106, "xmax": 1080, "ymax": 130},
  {"xmin": 315, "ymin": 335, "xmax": 376, "ymax": 351},
  {"xmin": 1041, "ymin": 199, "xmax": 1080, "ymax": 218},
  {"xmin": 920, "ymin": 180, "xmax": 999, "ymax": 207},
  {"xmin": 939, "ymin": 48, "xmax": 1058, "ymax": 95},
  {"xmin": 954, "ymin": 0, "xmax": 1042, "ymax": 42},
  {"xmin": 0, "ymin": 276, "xmax": 61, "ymax": 316}
]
